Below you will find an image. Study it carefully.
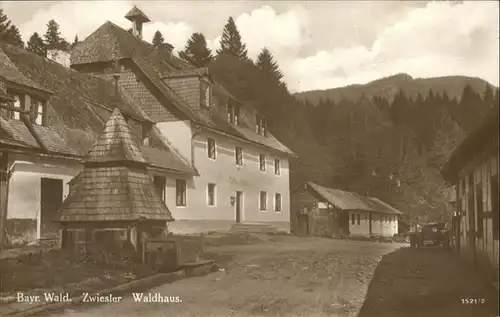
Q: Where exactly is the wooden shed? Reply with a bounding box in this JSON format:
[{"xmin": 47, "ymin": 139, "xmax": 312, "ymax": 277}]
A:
[
  {"xmin": 291, "ymin": 182, "xmax": 402, "ymax": 239},
  {"xmin": 57, "ymin": 108, "xmax": 173, "ymax": 254}
]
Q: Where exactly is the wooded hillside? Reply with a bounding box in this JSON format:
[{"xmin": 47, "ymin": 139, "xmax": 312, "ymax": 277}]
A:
[{"xmin": 203, "ymin": 17, "xmax": 499, "ymax": 228}]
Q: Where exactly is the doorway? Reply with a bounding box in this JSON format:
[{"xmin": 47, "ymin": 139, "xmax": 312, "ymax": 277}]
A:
[
  {"xmin": 40, "ymin": 178, "xmax": 63, "ymax": 238},
  {"xmin": 235, "ymin": 191, "xmax": 243, "ymax": 223}
]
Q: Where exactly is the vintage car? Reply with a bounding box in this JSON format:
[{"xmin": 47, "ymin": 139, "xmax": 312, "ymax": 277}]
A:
[{"xmin": 409, "ymin": 222, "xmax": 450, "ymax": 249}]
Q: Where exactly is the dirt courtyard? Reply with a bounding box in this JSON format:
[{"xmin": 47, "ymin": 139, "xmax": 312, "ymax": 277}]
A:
[{"xmin": 44, "ymin": 234, "xmax": 497, "ymax": 317}]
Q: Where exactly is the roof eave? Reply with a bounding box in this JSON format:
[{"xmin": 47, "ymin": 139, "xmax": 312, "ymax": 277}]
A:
[
  {"xmin": 2, "ymin": 147, "xmax": 84, "ymax": 162},
  {"xmin": 6, "ymin": 80, "xmax": 54, "ymax": 96},
  {"xmin": 147, "ymin": 165, "xmax": 198, "ymax": 176}
]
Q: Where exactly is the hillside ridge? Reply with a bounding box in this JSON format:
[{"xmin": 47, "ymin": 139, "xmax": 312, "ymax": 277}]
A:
[{"xmin": 294, "ymin": 74, "xmax": 496, "ymax": 105}]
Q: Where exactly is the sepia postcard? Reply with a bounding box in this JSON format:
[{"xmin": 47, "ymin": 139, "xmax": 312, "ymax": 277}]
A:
[{"xmin": 0, "ymin": 1, "xmax": 498, "ymax": 316}]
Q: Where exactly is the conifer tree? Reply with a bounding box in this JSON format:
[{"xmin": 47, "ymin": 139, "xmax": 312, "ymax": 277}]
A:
[
  {"xmin": 26, "ymin": 32, "xmax": 47, "ymax": 56},
  {"xmin": 483, "ymin": 84, "xmax": 494, "ymax": 106},
  {"xmin": 70, "ymin": 35, "xmax": 79, "ymax": 49},
  {"xmin": 256, "ymin": 47, "xmax": 283, "ymax": 82},
  {"xmin": 43, "ymin": 19, "xmax": 69, "ymax": 51},
  {"xmin": 0, "ymin": 9, "xmax": 24, "ymax": 48},
  {"xmin": 152, "ymin": 30, "xmax": 164, "ymax": 47},
  {"xmin": 216, "ymin": 17, "xmax": 248, "ymax": 60},
  {"xmin": 179, "ymin": 32, "xmax": 213, "ymax": 67}
]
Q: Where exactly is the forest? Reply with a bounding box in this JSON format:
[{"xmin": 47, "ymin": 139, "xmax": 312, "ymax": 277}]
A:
[{"xmin": 2, "ymin": 10, "xmax": 499, "ymax": 227}]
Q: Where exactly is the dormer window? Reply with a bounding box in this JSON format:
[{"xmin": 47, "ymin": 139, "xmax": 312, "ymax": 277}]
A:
[
  {"xmin": 200, "ymin": 79, "xmax": 211, "ymax": 107},
  {"xmin": 227, "ymin": 102, "xmax": 240, "ymax": 125},
  {"xmin": 256, "ymin": 115, "xmax": 268, "ymax": 137}
]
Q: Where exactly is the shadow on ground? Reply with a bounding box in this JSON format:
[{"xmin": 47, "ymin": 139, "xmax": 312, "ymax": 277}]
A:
[{"xmin": 358, "ymin": 247, "xmax": 499, "ymax": 317}]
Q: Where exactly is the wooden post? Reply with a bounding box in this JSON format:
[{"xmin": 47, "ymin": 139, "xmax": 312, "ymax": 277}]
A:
[{"xmin": 0, "ymin": 152, "xmax": 11, "ymax": 248}]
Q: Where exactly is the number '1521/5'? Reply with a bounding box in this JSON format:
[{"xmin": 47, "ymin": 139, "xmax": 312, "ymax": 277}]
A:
[{"xmin": 461, "ymin": 298, "xmax": 486, "ymax": 304}]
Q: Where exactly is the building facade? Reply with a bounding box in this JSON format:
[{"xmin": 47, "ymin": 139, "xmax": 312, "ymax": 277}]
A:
[
  {"xmin": 290, "ymin": 182, "xmax": 401, "ymax": 238},
  {"xmin": 442, "ymin": 110, "xmax": 499, "ymax": 281},
  {"xmin": 0, "ymin": 39, "xmax": 194, "ymax": 245},
  {"xmin": 1, "ymin": 5, "xmax": 295, "ymax": 245},
  {"xmin": 69, "ymin": 6, "xmax": 295, "ymax": 234}
]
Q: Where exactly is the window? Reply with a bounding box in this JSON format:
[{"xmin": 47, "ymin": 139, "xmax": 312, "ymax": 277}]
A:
[
  {"xmin": 207, "ymin": 183, "xmax": 216, "ymax": 206},
  {"xmin": 207, "ymin": 138, "xmax": 216, "ymax": 159},
  {"xmin": 234, "ymin": 104, "xmax": 240, "ymax": 125},
  {"xmin": 235, "ymin": 146, "xmax": 243, "ymax": 166},
  {"xmin": 275, "ymin": 193, "xmax": 282, "ymax": 212},
  {"xmin": 12, "ymin": 94, "xmax": 22, "ymax": 120},
  {"xmin": 357, "ymin": 213, "xmax": 360, "ymax": 225},
  {"xmin": 351, "ymin": 213, "xmax": 355, "ymax": 225},
  {"xmin": 142, "ymin": 123, "xmax": 152, "ymax": 146},
  {"xmin": 31, "ymin": 98, "xmax": 44, "ymax": 125},
  {"xmin": 476, "ymin": 184, "xmax": 484, "ymax": 236},
  {"xmin": 153, "ymin": 176, "xmax": 166, "ymax": 203},
  {"xmin": 227, "ymin": 102, "xmax": 240, "ymax": 125},
  {"xmin": 260, "ymin": 191, "xmax": 267, "ymax": 211},
  {"xmin": 274, "ymin": 158, "xmax": 281, "ymax": 175},
  {"xmin": 200, "ymin": 80, "xmax": 211, "ymax": 107},
  {"xmin": 227, "ymin": 103, "xmax": 233, "ymax": 123},
  {"xmin": 256, "ymin": 115, "xmax": 268, "ymax": 137},
  {"xmin": 491, "ymin": 175, "xmax": 499, "ymax": 240},
  {"xmin": 259, "ymin": 154, "xmax": 266, "ymax": 171},
  {"xmin": 175, "ymin": 179, "xmax": 187, "ymax": 206}
]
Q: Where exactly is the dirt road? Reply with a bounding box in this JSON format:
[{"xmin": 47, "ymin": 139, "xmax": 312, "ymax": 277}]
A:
[
  {"xmin": 47, "ymin": 237, "xmax": 398, "ymax": 317},
  {"xmin": 44, "ymin": 236, "xmax": 498, "ymax": 317}
]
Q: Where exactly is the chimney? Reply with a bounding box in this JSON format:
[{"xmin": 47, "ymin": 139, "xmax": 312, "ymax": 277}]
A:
[
  {"xmin": 47, "ymin": 49, "xmax": 71, "ymax": 67},
  {"xmin": 157, "ymin": 42, "xmax": 174, "ymax": 58},
  {"xmin": 125, "ymin": 6, "xmax": 151, "ymax": 39}
]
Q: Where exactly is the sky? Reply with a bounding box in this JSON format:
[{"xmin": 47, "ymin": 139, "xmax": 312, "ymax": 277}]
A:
[{"xmin": 1, "ymin": 0, "xmax": 499, "ymax": 93}]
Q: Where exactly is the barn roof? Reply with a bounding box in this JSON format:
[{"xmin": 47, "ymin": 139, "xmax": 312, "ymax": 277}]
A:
[
  {"xmin": 303, "ymin": 182, "xmax": 402, "ymax": 215},
  {"xmin": 58, "ymin": 108, "xmax": 173, "ymax": 222}
]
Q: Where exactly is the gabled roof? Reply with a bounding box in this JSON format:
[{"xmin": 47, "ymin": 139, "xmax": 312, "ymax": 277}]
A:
[
  {"xmin": 0, "ymin": 49, "xmax": 52, "ymax": 94},
  {"xmin": 0, "ymin": 42, "xmax": 195, "ymax": 174},
  {"xmin": 71, "ymin": 21, "xmax": 155, "ymax": 65},
  {"xmin": 86, "ymin": 108, "xmax": 148, "ymax": 164},
  {"xmin": 125, "ymin": 6, "xmax": 151, "ymax": 23},
  {"xmin": 72, "ymin": 15, "xmax": 295, "ymax": 157},
  {"xmin": 441, "ymin": 107, "xmax": 499, "ymax": 183},
  {"xmin": 303, "ymin": 182, "xmax": 403, "ymax": 215},
  {"xmin": 133, "ymin": 55, "xmax": 296, "ymax": 156},
  {"xmin": 58, "ymin": 108, "xmax": 173, "ymax": 222}
]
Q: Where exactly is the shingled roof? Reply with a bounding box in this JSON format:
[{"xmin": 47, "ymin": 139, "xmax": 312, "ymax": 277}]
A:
[
  {"xmin": 85, "ymin": 108, "xmax": 148, "ymax": 164},
  {"xmin": 0, "ymin": 49, "xmax": 52, "ymax": 94},
  {"xmin": 303, "ymin": 182, "xmax": 403, "ymax": 215},
  {"xmin": 58, "ymin": 108, "xmax": 174, "ymax": 222},
  {"xmin": 0, "ymin": 42, "xmax": 195, "ymax": 174},
  {"xmin": 125, "ymin": 6, "xmax": 151, "ymax": 23},
  {"xmin": 71, "ymin": 12, "xmax": 295, "ymax": 157}
]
